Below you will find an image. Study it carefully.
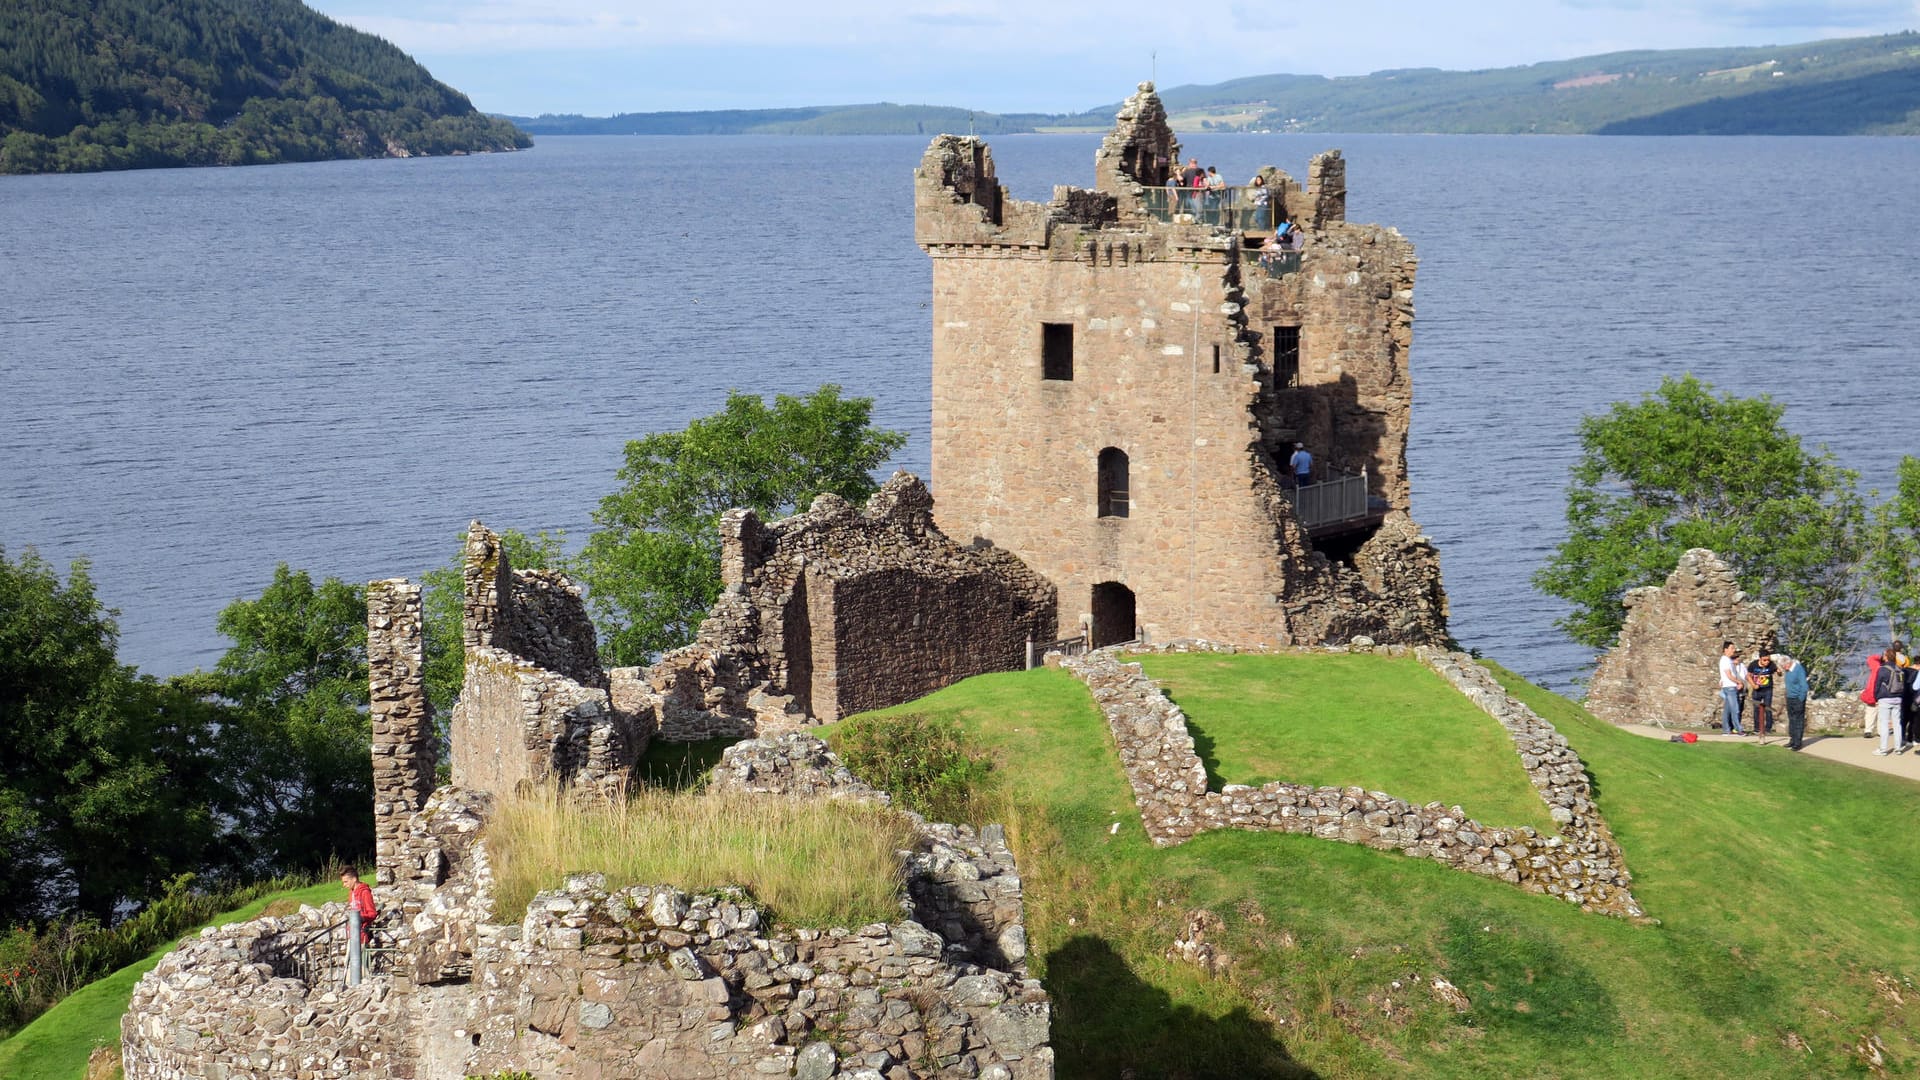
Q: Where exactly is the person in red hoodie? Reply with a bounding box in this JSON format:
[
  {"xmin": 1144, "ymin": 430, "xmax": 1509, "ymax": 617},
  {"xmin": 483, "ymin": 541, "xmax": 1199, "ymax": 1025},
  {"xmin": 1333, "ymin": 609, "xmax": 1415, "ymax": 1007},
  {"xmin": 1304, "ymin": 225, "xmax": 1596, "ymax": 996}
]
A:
[{"xmin": 341, "ymin": 865, "xmax": 377, "ymax": 983}]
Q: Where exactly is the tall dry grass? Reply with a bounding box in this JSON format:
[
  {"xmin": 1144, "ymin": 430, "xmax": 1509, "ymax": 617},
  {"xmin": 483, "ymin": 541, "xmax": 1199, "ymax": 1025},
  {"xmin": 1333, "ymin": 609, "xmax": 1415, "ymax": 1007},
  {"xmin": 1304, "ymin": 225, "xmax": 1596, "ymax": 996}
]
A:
[{"xmin": 486, "ymin": 786, "xmax": 918, "ymax": 929}]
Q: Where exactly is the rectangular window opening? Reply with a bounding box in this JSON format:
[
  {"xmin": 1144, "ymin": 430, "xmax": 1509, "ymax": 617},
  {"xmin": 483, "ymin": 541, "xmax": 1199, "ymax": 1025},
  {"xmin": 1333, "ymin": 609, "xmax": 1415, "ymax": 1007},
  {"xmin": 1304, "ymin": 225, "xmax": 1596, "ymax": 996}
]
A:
[
  {"xmin": 1274, "ymin": 325, "xmax": 1301, "ymax": 389},
  {"xmin": 1042, "ymin": 323, "xmax": 1074, "ymax": 381},
  {"xmin": 1212, "ymin": 344, "xmax": 1221, "ymax": 374}
]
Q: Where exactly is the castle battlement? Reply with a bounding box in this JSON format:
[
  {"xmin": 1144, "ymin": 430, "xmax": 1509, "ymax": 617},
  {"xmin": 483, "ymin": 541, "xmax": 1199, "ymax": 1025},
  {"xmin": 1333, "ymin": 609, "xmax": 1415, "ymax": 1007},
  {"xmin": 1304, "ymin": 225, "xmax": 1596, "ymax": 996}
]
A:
[{"xmin": 915, "ymin": 81, "xmax": 1445, "ymax": 649}]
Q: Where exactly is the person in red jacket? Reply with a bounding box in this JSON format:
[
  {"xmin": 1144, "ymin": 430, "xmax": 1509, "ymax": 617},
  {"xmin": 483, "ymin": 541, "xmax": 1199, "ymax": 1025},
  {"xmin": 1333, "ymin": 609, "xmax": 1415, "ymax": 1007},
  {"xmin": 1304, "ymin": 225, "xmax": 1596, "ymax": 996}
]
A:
[{"xmin": 341, "ymin": 866, "xmax": 376, "ymax": 943}]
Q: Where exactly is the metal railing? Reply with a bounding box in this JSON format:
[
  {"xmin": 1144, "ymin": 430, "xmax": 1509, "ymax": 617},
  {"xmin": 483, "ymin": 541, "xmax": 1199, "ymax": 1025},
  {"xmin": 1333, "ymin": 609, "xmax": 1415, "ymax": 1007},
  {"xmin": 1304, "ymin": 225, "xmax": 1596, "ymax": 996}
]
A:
[
  {"xmin": 1027, "ymin": 631, "xmax": 1090, "ymax": 669},
  {"xmin": 1241, "ymin": 247, "xmax": 1302, "ymax": 278},
  {"xmin": 1138, "ymin": 185, "xmax": 1290, "ymax": 232},
  {"xmin": 1286, "ymin": 468, "xmax": 1372, "ymax": 531},
  {"xmin": 268, "ymin": 912, "xmax": 399, "ymax": 990}
]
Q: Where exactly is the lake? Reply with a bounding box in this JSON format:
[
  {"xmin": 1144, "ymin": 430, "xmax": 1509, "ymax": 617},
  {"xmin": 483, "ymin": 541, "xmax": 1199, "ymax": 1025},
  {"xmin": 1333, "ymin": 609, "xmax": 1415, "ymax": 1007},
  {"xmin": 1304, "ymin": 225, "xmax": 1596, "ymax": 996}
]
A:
[{"xmin": 3, "ymin": 132, "xmax": 1917, "ymax": 691}]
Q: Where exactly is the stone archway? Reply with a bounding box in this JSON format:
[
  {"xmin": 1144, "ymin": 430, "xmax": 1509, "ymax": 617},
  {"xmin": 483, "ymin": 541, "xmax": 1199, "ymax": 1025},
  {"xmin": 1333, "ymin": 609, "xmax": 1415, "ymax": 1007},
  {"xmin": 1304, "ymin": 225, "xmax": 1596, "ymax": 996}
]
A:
[{"xmin": 1091, "ymin": 581, "xmax": 1136, "ymax": 648}]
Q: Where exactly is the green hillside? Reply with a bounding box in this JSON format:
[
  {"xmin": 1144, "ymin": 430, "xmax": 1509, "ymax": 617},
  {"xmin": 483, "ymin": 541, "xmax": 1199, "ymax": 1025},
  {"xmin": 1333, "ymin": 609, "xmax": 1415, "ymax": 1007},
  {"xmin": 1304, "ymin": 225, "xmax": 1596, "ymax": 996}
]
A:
[
  {"xmin": 831, "ymin": 658, "xmax": 1920, "ymax": 1078},
  {"xmin": 531, "ymin": 31, "xmax": 1920, "ymax": 137},
  {"xmin": 0, "ymin": 0, "xmax": 530, "ymax": 175},
  {"xmin": 507, "ymin": 103, "xmax": 1051, "ymax": 136},
  {"xmin": 16, "ymin": 656, "xmax": 1920, "ymax": 1077}
]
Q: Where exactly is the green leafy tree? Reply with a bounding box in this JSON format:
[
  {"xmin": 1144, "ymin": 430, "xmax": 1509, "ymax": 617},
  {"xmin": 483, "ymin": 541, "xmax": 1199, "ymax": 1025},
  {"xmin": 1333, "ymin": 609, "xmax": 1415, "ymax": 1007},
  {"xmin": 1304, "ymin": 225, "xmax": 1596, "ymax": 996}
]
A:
[
  {"xmin": 1534, "ymin": 375, "xmax": 1869, "ymax": 694},
  {"xmin": 0, "ymin": 549, "xmax": 223, "ymax": 922},
  {"xmin": 1866, "ymin": 455, "xmax": 1920, "ymax": 643},
  {"xmin": 579, "ymin": 385, "xmax": 906, "ymax": 666},
  {"xmin": 200, "ymin": 565, "xmax": 372, "ymax": 875},
  {"xmin": 421, "ymin": 527, "xmax": 569, "ymax": 718}
]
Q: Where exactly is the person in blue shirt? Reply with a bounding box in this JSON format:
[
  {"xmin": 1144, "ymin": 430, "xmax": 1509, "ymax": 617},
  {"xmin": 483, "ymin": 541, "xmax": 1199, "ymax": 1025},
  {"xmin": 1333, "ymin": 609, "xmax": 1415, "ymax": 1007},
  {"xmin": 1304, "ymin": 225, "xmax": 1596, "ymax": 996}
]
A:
[
  {"xmin": 1289, "ymin": 442, "xmax": 1312, "ymax": 487},
  {"xmin": 1779, "ymin": 654, "xmax": 1811, "ymax": 751}
]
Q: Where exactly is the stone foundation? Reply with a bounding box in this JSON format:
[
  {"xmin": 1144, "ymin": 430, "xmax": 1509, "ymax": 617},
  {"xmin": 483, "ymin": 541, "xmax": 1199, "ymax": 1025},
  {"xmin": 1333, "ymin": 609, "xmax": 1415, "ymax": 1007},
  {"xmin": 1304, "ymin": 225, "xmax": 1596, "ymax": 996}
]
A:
[{"xmin": 1063, "ymin": 642, "xmax": 1642, "ymax": 918}]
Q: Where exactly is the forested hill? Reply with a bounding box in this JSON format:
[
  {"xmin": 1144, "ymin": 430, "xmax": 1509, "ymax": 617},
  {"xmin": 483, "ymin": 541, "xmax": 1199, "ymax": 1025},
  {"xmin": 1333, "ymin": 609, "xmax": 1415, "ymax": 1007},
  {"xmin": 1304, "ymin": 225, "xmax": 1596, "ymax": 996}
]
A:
[
  {"xmin": 518, "ymin": 31, "xmax": 1920, "ymax": 137},
  {"xmin": 0, "ymin": 0, "xmax": 530, "ymax": 175}
]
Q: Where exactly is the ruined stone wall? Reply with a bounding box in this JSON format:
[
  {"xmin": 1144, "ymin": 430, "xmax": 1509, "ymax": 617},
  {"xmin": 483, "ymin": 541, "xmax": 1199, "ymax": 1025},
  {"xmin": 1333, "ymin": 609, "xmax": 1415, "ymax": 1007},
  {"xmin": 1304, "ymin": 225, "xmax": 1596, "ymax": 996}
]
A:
[
  {"xmin": 918, "ymin": 107, "xmax": 1444, "ymax": 650},
  {"xmin": 449, "ymin": 522, "xmax": 653, "ymax": 796},
  {"xmin": 1245, "ymin": 218, "xmax": 1417, "ymax": 510},
  {"xmin": 1062, "ymin": 643, "xmax": 1642, "ymax": 918},
  {"xmin": 125, "ymin": 733, "xmax": 1051, "ymax": 1080},
  {"xmin": 1586, "ymin": 549, "xmax": 1778, "ymax": 729},
  {"xmin": 650, "ymin": 473, "xmax": 1057, "ymax": 727},
  {"xmin": 369, "ymin": 578, "xmax": 436, "ymax": 887}
]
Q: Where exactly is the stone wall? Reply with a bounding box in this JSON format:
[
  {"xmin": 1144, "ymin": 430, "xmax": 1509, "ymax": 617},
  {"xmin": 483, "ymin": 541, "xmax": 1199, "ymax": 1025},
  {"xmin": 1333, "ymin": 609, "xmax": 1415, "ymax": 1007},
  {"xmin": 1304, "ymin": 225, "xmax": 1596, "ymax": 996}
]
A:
[
  {"xmin": 124, "ymin": 732, "xmax": 1051, "ymax": 1080},
  {"xmin": 1061, "ymin": 642, "xmax": 1642, "ymax": 918},
  {"xmin": 915, "ymin": 82, "xmax": 1447, "ymax": 652},
  {"xmin": 648, "ymin": 472, "xmax": 1057, "ymax": 726},
  {"xmin": 1586, "ymin": 549, "xmax": 1778, "ymax": 730},
  {"xmin": 448, "ymin": 522, "xmax": 653, "ymax": 798},
  {"xmin": 369, "ymin": 578, "xmax": 436, "ymax": 887}
]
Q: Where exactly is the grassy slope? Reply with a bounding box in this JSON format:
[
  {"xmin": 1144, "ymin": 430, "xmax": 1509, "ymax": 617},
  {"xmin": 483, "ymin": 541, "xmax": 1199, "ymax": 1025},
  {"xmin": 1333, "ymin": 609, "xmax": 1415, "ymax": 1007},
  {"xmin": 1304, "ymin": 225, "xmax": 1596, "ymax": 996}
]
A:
[
  {"xmin": 1135, "ymin": 652, "xmax": 1556, "ymax": 832},
  {"xmin": 839, "ymin": 660, "xmax": 1920, "ymax": 1079},
  {"xmin": 0, "ymin": 881, "xmax": 346, "ymax": 1080}
]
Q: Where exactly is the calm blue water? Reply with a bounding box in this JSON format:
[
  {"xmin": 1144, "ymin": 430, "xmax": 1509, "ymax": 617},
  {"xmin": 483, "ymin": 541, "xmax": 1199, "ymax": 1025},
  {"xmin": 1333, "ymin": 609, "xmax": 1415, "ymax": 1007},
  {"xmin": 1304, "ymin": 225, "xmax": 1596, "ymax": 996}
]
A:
[{"xmin": 3, "ymin": 134, "xmax": 1917, "ymax": 691}]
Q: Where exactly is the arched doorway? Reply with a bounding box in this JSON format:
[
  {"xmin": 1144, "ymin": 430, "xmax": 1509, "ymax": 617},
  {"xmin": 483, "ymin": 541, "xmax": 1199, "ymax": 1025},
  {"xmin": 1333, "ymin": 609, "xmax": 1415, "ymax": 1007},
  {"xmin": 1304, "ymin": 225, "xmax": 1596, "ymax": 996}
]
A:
[
  {"xmin": 1097, "ymin": 447, "xmax": 1130, "ymax": 518},
  {"xmin": 1091, "ymin": 581, "xmax": 1136, "ymax": 648}
]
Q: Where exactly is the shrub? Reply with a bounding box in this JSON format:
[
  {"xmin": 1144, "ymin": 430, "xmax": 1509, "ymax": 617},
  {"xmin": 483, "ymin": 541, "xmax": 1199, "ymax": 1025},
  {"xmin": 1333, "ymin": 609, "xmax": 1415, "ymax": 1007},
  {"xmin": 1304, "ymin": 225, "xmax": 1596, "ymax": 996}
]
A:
[
  {"xmin": 0, "ymin": 871, "xmax": 313, "ymax": 1038},
  {"xmin": 485, "ymin": 785, "xmax": 917, "ymax": 930},
  {"xmin": 831, "ymin": 712, "xmax": 997, "ymax": 824}
]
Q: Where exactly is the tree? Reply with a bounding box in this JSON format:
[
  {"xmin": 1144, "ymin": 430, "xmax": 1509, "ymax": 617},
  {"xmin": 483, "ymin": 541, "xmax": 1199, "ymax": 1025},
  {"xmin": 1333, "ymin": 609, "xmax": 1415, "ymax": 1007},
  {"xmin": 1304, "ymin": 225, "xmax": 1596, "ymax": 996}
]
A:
[
  {"xmin": 200, "ymin": 565, "xmax": 372, "ymax": 875},
  {"xmin": 421, "ymin": 526, "xmax": 568, "ymax": 718},
  {"xmin": 0, "ymin": 549, "xmax": 223, "ymax": 921},
  {"xmin": 579, "ymin": 385, "xmax": 907, "ymax": 666},
  {"xmin": 1866, "ymin": 455, "xmax": 1920, "ymax": 643},
  {"xmin": 1533, "ymin": 375, "xmax": 1870, "ymax": 695}
]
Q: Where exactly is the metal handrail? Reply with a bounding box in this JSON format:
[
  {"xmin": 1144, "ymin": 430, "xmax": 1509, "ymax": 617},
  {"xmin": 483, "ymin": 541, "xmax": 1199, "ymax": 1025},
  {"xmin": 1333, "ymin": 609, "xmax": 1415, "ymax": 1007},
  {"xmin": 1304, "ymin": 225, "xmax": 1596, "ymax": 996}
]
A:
[
  {"xmin": 1285, "ymin": 468, "xmax": 1372, "ymax": 530},
  {"xmin": 1027, "ymin": 631, "xmax": 1090, "ymax": 669},
  {"xmin": 1138, "ymin": 185, "xmax": 1292, "ymax": 232}
]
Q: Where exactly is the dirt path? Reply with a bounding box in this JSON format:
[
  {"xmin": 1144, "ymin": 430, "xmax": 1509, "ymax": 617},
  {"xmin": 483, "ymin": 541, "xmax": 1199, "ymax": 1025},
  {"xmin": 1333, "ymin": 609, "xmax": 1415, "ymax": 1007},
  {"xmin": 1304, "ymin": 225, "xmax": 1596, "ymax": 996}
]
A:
[{"xmin": 1618, "ymin": 722, "xmax": 1920, "ymax": 781}]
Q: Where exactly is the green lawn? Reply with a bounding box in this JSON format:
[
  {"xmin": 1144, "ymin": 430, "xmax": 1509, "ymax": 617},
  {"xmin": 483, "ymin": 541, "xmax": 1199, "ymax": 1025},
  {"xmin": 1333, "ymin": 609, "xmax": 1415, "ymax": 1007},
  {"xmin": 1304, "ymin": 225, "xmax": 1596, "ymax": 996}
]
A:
[
  {"xmin": 0, "ymin": 881, "xmax": 347, "ymax": 1080},
  {"xmin": 1133, "ymin": 652, "xmax": 1558, "ymax": 832},
  {"xmin": 834, "ymin": 659, "xmax": 1920, "ymax": 1079}
]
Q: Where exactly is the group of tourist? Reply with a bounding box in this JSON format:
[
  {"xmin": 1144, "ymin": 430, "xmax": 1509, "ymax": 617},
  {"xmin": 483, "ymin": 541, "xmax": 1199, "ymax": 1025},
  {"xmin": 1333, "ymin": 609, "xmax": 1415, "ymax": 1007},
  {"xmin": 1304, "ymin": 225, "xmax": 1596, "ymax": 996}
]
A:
[
  {"xmin": 1715, "ymin": 640, "xmax": 1920, "ymax": 755},
  {"xmin": 1161, "ymin": 158, "xmax": 1306, "ymax": 244},
  {"xmin": 1717, "ymin": 641, "xmax": 1810, "ymax": 748},
  {"xmin": 1862, "ymin": 642, "xmax": 1918, "ymax": 756}
]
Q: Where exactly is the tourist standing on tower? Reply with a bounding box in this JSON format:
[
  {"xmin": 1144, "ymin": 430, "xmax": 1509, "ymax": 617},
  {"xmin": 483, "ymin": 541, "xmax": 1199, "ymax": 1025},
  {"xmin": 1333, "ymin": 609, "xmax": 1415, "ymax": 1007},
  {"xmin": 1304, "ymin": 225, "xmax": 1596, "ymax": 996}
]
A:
[{"xmin": 1289, "ymin": 442, "xmax": 1312, "ymax": 487}]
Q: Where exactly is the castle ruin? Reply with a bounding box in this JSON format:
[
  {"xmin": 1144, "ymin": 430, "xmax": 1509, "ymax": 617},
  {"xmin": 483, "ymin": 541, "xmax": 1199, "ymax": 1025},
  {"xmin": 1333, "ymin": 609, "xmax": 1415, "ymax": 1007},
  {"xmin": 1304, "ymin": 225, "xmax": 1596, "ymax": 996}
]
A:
[{"xmin": 916, "ymin": 81, "xmax": 1448, "ymax": 650}]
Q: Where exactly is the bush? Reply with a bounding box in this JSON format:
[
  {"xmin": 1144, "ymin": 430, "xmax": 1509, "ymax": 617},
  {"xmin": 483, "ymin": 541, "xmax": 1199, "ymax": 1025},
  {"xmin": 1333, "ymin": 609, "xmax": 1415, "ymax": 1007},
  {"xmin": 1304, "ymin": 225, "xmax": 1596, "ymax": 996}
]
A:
[
  {"xmin": 0, "ymin": 872, "xmax": 312, "ymax": 1038},
  {"xmin": 831, "ymin": 712, "xmax": 997, "ymax": 824}
]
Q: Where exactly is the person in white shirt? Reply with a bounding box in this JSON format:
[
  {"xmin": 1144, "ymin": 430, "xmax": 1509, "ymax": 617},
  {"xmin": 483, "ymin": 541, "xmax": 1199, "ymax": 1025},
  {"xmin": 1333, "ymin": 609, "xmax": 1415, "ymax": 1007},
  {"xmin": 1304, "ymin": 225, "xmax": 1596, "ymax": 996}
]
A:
[{"xmin": 1718, "ymin": 641, "xmax": 1749, "ymax": 735}]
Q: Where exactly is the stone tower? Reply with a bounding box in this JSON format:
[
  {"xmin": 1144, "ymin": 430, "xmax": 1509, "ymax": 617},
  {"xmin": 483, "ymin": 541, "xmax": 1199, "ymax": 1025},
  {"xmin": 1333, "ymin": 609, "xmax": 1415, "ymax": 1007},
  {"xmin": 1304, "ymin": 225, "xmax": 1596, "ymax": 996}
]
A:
[{"xmin": 914, "ymin": 81, "xmax": 1447, "ymax": 648}]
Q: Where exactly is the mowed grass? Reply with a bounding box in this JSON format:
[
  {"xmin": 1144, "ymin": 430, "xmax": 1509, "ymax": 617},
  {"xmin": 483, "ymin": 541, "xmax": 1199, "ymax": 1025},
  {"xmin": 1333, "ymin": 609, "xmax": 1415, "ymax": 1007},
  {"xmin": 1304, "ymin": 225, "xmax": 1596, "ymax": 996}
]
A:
[
  {"xmin": 486, "ymin": 785, "xmax": 919, "ymax": 928},
  {"xmin": 0, "ymin": 880, "xmax": 346, "ymax": 1080},
  {"xmin": 836, "ymin": 659, "xmax": 1920, "ymax": 1079},
  {"xmin": 1134, "ymin": 652, "xmax": 1557, "ymax": 833}
]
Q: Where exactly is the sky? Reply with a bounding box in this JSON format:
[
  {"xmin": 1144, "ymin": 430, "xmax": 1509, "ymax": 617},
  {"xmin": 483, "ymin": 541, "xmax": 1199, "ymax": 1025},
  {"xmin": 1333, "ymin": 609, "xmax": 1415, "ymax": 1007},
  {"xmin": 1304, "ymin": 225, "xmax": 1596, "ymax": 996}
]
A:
[{"xmin": 312, "ymin": 0, "xmax": 1920, "ymax": 116}]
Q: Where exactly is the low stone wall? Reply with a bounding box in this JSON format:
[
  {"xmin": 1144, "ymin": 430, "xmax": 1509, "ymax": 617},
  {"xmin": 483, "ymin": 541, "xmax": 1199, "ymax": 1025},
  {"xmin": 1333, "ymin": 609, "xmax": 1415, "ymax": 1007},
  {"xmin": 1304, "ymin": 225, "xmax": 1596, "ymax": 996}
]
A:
[
  {"xmin": 1062, "ymin": 642, "xmax": 1643, "ymax": 918},
  {"xmin": 125, "ymin": 733, "xmax": 1050, "ymax": 1080},
  {"xmin": 709, "ymin": 734, "xmax": 1030, "ymax": 973},
  {"xmin": 121, "ymin": 904, "xmax": 409, "ymax": 1080},
  {"xmin": 459, "ymin": 877, "xmax": 1052, "ymax": 1080}
]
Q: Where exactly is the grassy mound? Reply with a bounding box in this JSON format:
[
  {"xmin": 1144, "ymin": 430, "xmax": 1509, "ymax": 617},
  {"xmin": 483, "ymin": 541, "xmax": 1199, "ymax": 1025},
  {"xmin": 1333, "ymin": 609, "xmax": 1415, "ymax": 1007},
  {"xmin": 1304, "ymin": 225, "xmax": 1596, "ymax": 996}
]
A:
[
  {"xmin": 0, "ymin": 880, "xmax": 346, "ymax": 1080},
  {"xmin": 1134, "ymin": 652, "xmax": 1557, "ymax": 832},
  {"xmin": 486, "ymin": 785, "xmax": 919, "ymax": 928},
  {"xmin": 837, "ymin": 659, "xmax": 1920, "ymax": 1078}
]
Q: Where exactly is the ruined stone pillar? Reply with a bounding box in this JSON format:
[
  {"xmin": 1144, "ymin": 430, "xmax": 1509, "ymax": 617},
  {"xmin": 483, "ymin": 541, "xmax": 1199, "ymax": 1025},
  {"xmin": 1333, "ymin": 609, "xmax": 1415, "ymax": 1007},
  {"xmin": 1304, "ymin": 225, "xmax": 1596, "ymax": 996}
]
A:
[
  {"xmin": 1308, "ymin": 150, "xmax": 1347, "ymax": 227},
  {"xmin": 719, "ymin": 508, "xmax": 762, "ymax": 590},
  {"xmin": 368, "ymin": 578, "xmax": 436, "ymax": 886},
  {"xmin": 462, "ymin": 519, "xmax": 511, "ymax": 649}
]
